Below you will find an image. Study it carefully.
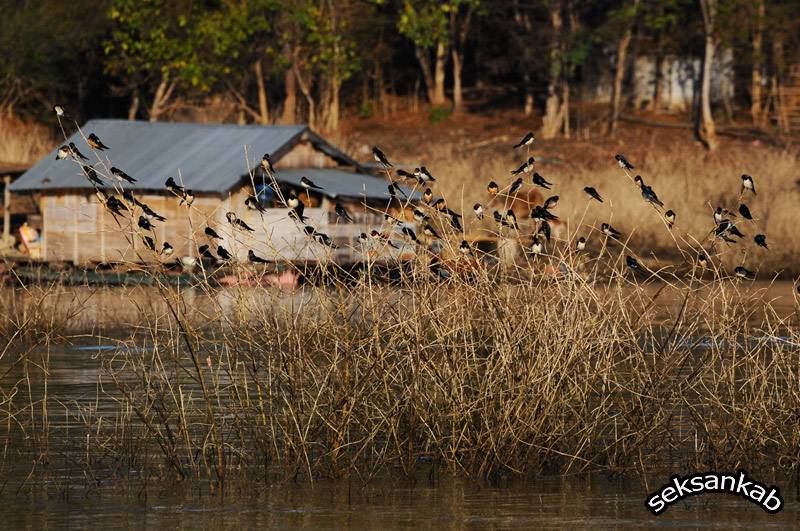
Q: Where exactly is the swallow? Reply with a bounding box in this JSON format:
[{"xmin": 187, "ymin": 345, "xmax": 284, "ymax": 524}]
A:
[
  {"xmin": 371, "ymin": 230, "xmax": 398, "ymax": 248},
  {"xmin": 56, "ymin": 145, "xmax": 69, "ymax": 160},
  {"xmin": 142, "ymin": 204, "xmax": 166, "ymax": 222},
  {"xmin": 105, "ymin": 196, "xmax": 128, "ymax": 217},
  {"xmin": 529, "ymin": 235, "xmax": 543, "ymax": 255},
  {"xmin": 487, "ymin": 181, "xmax": 499, "ymax": 195},
  {"xmin": 615, "ymin": 154, "xmax": 634, "ymax": 170},
  {"xmin": 388, "ymin": 181, "xmax": 407, "ymax": 200},
  {"xmin": 384, "ymin": 213, "xmax": 402, "ymax": 225},
  {"xmin": 754, "ymin": 234, "xmax": 769, "ymax": 249},
  {"xmin": 53, "ymin": 104, "xmax": 72, "ymax": 120},
  {"xmin": 493, "ymin": 211, "xmax": 510, "ymax": 227},
  {"xmin": 738, "ymin": 204, "xmax": 753, "ymax": 221},
  {"xmin": 530, "ymin": 206, "xmax": 558, "ymax": 222},
  {"xmin": 511, "ymin": 157, "xmax": 535, "ymax": 175},
  {"xmin": 87, "ymin": 133, "xmax": 110, "ymax": 151},
  {"xmin": 459, "ymin": 240, "xmax": 473, "ymax": 256},
  {"xmin": 165, "ymin": 177, "xmax": 185, "ymax": 196},
  {"xmin": 626, "ymin": 256, "xmax": 644, "ymax": 272},
  {"xmin": 138, "ymin": 216, "xmax": 154, "ymax": 231},
  {"xmin": 576, "ymin": 237, "xmax": 586, "ymax": 251},
  {"xmin": 317, "ymin": 233, "xmax": 338, "ymax": 249},
  {"xmin": 397, "ymin": 169, "xmax": 415, "ymax": 181},
  {"xmin": 423, "ymin": 188, "xmax": 433, "ymax": 204},
  {"xmin": 304, "ymin": 225, "xmax": 317, "ymax": 237},
  {"xmin": 205, "ymin": 226, "xmax": 222, "ymax": 240},
  {"xmin": 335, "ymin": 203, "xmax": 353, "ymax": 222},
  {"xmin": 584, "ymin": 187, "xmax": 603, "ymax": 202},
  {"xmin": 300, "ymin": 176, "xmax": 323, "ymax": 190},
  {"xmin": 450, "ymin": 212, "xmax": 463, "ymax": 231},
  {"xmin": 94, "ymin": 187, "xmax": 109, "ymax": 203},
  {"xmin": 413, "ymin": 209, "xmax": 431, "ymax": 223},
  {"xmin": 372, "ymin": 147, "xmax": 392, "ymax": 167},
  {"xmin": 142, "ymin": 235, "xmax": 156, "ymax": 251},
  {"xmin": 641, "ymin": 185, "xmax": 664, "ymax": 207},
  {"xmin": 289, "ymin": 204, "xmax": 307, "ymax": 223},
  {"xmin": 714, "ymin": 220, "xmax": 741, "ymax": 242},
  {"xmin": 69, "ymin": 142, "xmax": 89, "ymax": 161},
  {"xmin": 741, "ymin": 174, "xmax": 756, "ymax": 195},
  {"xmin": 122, "ymin": 191, "xmax": 141, "ymax": 209},
  {"xmin": 401, "ymin": 227, "xmax": 418, "ymax": 242},
  {"xmin": 83, "ymin": 165, "xmax": 104, "ymax": 186},
  {"xmin": 665, "ymin": 209, "xmax": 676, "ymax": 229},
  {"xmin": 509, "ymin": 177, "xmax": 524, "ymax": 195},
  {"xmin": 417, "ymin": 167, "xmax": 435, "ymax": 182},
  {"xmin": 473, "ymin": 204, "xmax": 484, "ymax": 220},
  {"xmin": 432, "ymin": 198, "xmax": 447, "ymax": 212},
  {"xmin": 532, "ymin": 173, "xmax": 552, "ymax": 189},
  {"xmin": 198, "ymin": 244, "xmax": 217, "ymax": 262},
  {"xmin": 161, "ymin": 242, "xmax": 174, "ymax": 256},
  {"xmin": 633, "ymin": 175, "xmax": 644, "ymax": 189},
  {"xmin": 248, "ymin": 249, "xmax": 268, "ymax": 263},
  {"xmin": 286, "ymin": 192, "xmax": 300, "ymax": 209},
  {"xmin": 358, "ymin": 233, "xmax": 369, "ymax": 246},
  {"xmin": 734, "ymin": 266, "xmax": 755, "ymax": 280},
  {"xmin": 180, "ymin": 190, "xmax": 195, "ymax": 207},
  {"xmin": 110, "ymin": 167, "xmax": 136, "ymax": 184},
  {"xmin": 505, "ymin": 210, "xmax": 519, "ymax": 230},
  {"xmin": 698, "ymin": 253, "xmax": 708, "ymax": 268},
  {"xmin": 538, "ymin": 220, "xmax": 551, "ymax": 244},
  {"xmin": 543, "ymin": 196, "xmax": 559, "ymax": 210},
  {"xmin": 217, "ymin": 245, "xmax": 233, "ymax": 261},
  {"xmin": 601, "ymin": 223, "xmax": 621, "ymax": 239},
  {"xmin": 261, "ymin": 153, "xmax": 275, "ymax": 174},
  {"xmin": 727, "ymin": 222, "xmax": 746, "ymax": 239},
  {"xmin": 423, "ymin": 224, "xmax": 441, "ymax": 239},
  {"xmin": 245, "ymin": 196, "xmax": 266, "ymax": 213},
  {"xmin": 513, "ymin": 132, "xmax": 534, "ymax": 149},
  {"xmin": 227, "ymin": 211, "xmax": 255, "ymax": 232},
  {"xmin": 714, "ymin": 207, "xmax": 736, "ymax": 224}
]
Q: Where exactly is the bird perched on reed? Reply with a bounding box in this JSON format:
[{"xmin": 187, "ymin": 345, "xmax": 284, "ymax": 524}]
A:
[
  {"xmin": 69, "ymin": 142, "xmax": 89, "ymax": 161},
  {"xmin": 584, "ymin": 187, "xmax": 603, "ymax": 203},
  {"xmin": 741, "ymin": 174, "xmax": 756, "ymax": 195},
  {"xmin": 615, "ymin": 154, "xmax": 634, "ymax": 170},
  {"xmin": 110, "ymin": 167, "xmax": 136, "ymax": 184},
  {"xmin": 473, "ymin": 204, "xmax": 484, "ymax": 220},
  {"xmin": 513, "ymin": 132, "xmax": 534, "ymax": 149},
  {"xmin": 511, "ymin": 157, "xmax": 535, "ymax": 175},
  {"xmin": 372, "ymin": 147, "xmax": 392, "ymax": 167},
  {"xmin": 334, "ymin": 203, "xmax": 353, "ymax": 222},
  {"xmin": 87, "ymin": 133, "xmax": 110, "ymax": 151},
  {"xmin": 532, "ymin": 173, "xmax": 552, "ymax": 189},
  {"xmin": 227, "ymin": 212, "xmax": 255, "ymax": 232}
]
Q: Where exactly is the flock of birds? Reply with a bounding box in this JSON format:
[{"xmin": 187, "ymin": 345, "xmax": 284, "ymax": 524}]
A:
[{"xmin": 51, "ymin": 103, "xmax": 770, "ymax": 282}]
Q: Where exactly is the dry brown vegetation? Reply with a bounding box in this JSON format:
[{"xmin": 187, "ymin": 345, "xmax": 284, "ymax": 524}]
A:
[{"xmin": 0, "ymin": 114, "xmax": 56, "ymax": 166}]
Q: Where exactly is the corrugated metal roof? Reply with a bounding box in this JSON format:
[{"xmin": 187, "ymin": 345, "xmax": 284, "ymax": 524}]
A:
[
  {"xmin": 272, "ymin": 168, "xmax": 419, "ymax": 201},
  {"xmin": 9, "ymin": 119, "xmax": 367, "ymax": 194}
]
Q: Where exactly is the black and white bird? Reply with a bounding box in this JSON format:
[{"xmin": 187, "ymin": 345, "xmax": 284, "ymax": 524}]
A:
[
  {"xmin": 538, "ymin": 220, "xmax": 551, "ymax": 244},
  {"xmin": 198, "ymin": 244, "xmax": 217, "ymax": 262},
  {"xmin": 584, "ymin": 187, "xmax": 603, "ymax": 203},
  {"xmin": 53, "ymin": 104, "xmax": 72, "ymax": 120},
  {"xmin": 532, "ymin": 173, "xmax": 552, "ymax": 189},
  {"xmin": 473, "ymin": 203, "xmax": 484, "ymax": 220},
  {"xmin": 316, "ymin": 233, "xmax": 338, "ymax": 249},
  {"xmin": 226, "ymin": 211, "xmax": 255, "ymax": 232},
  {"xmin": 626, "ymin": 256, "xmax": 644, "ymax": 272},
  {"xmin": 82, "ymin": 165, "xmax": 104, "ymax": 186},
  {"xmin": 334, "ymin": 203, "xmax": 353, "ymax": 222},
  {"xmin": 370, "ymin": 230, "xmax": 398, "ymax": 248},
  {"xmin": 105, "ymin": 196, "xmax": 128, "ymax": 217},
  {"xmin": 110, "ymin": 167, "xmax": 136, "ymax": 184},
  {"xmin": 530, "ymin": 206, "xmax": 558, "ymax": 223},
  {"xmin": 529, "ymin": 235, "xmax": 543, "ymax": 255},
  {"xmin": 217, "ymin": 246, "xmax": 233, "ymax": 261},
  {"xmin": 401, "ymin": 227, "xmax": 418, "ymax": 242},
  {"xmin": 413, "ymin": 209, "xmax": 431, "ymax": 224},
  {"xmin": 734, "ymin": 266, "xmax": 755, "ymax": 280},
  {"xmin": 261, "ymin": 153, "xmax": 275, "ymax": 175},
  {"xmin": 641, "ymin": 185, "xmax": 664, "ymax": 207},
  {"xmin": 487, "ymin": 181, "xmax": 499, "ymax": 195},
  {"xmin": 665, "ymin": 209, "xmax": 676, "ymax": 229},
  {"xmin": 459, "ymin": 240, "xmax": 474, "ymax": 256},
  {"xmin": 142, "ymin": 204, "xmax": 166, "ymax": 222},
  {"xmin": 754, "ymin": 234, "xmax": 769, "ymax": 249},
  {"xmin": 300, "ymin": 176, "xmax": 323, "ymax": 190},
  {"xmin": 142, "ymin": 235, "xmax": 156, "ymax": 251},
  {"xmin": 417, "ymin": 167, "xmax": 435, "ymax": 182},
  {"xmin": 245, "ymin": 196, "xmax": 266, "ymax": 213},
  {"xmin": 165, "ymin": 177, "xmax": 185, "ymax": 196},
  {"xmin": 248, "ymin": 249, "xmax": 268, "ymax": 263},
  {"xmin": 56, "ymin": 145, "xmax": 69, "ymax": 160},
  {"xmin": 543, "ymin": 196, "xmax": 559, "ymax": 210},
  {"xmin": 69, "ymin": 142, "xmax": 89, "ymax": 161},
  {"xmin": 493, "ymin": 210, "xmax": 509, "ymax": 227},
  {"xmin": 423, "ymin": 188, "xmax": 433, "ymax": 204},
  {"xmin": 509, "ymin": 177, "xmax": 524, "ymax": 195},
  {"xmin": 741, "ymin": 174, "xmax": 756, "ymax": 195},
  {"xmin": 372, "ymin": 147, "xmax": 392, "ymax": 167},
  {"xmin": 87, "ymin": 133, "xmax": 110, "ymax": 151},
  {"xmin": 615, "ymin": 154, "xmax": 634, "ymax": 170},
  {"xmin": 633, "ymin": 175, "xmax": 645, "ymax": 189},
  {"xmin": 511, "ymin": 157, "xmax": 535, "ymax": 175},
  {"xmin": 423, "ymin": 224, "xmax": 441, "ymax": 239},
  {"xmin": 739, "ymin": 204, "xmax": 753, "ymax": 222},
  {"xmin": 161, "ymin": 242, "xmax": 174, "ymax": 256},
  {"xmin": 601, "ymin": 223, "xmax": 621, "ymax": 239},
  {"xmin": 138, "ymin": 216, "xmax": 154, "ymax": 232},
  {"xmin": 513, "ymin": 132, "xmax": 534, "ymax": 149},
  {"xmin": 180, "ymin": 189, "xmax": 195, "ymax": 207},
  {"xmin": 205, "ymin": 227, "xmax": 222, "ymax": 240},
  {"xmin": 505, "ymin": 209, "xmax": 519, "ymax": 230},
  {"xmin": 576, "ymin": 237, "xmax": 586, "ymax": 251},
  {"xmin": 714, "ymin": 207, "xmax": 736, "ymax": 224}
]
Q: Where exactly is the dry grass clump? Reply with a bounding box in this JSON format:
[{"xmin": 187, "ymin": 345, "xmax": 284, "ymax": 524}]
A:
[{"xmin": 0, "ymin": 114, "xmax": 55, "ymax": 165}]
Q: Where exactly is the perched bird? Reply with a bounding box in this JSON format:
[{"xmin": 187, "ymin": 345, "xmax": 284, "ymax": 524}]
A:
[
  {"xmin": 69, "ymin": 142, "xmax": 89, "ymax": 161},
  {"xmin": 110, "ymin": 167, "xmax": 136, "ymax": 184},
  {"xmin": 432, "ymin": 198, "xmax": 447, "ymax": 212},
  {"xmin": 576, "ymin": 237, "xmax": 586, "ymax": 251},
  {"xmin": 538, "ymin": 220, "xmax": 551, "ymax": 244},
  {"xmin": 626, "ymin": 256, "xmax": 644, "ymax": 272},
  {"xmin": 304, "ymin": 225, "xmax": 317, "ymax": 237},
  {"xmin": 358, "ymin": 233, "xmax": 369, "ymax": 246},
  {"xmin": 741, "ymin": 174, "xmax": 756, "ymax": 195},
  {"xmin": 248, "ymin": 249, "xmax": 268, "ymax": 263},
  {"xmin": 530, "ymin": 235, "xmax": 543, "ymax": 255},
  {"xmin": 162, "ymin": 242, "xmax": 174, "ymax": 256},
  {"xmin": 698, "ymin": 254, "xmax": 709, "ymax": 268},
  {"xmin": 513, "ymin": 132, "xmax": 534, "ymax": 149},
  {"xmin": 165, "ymin": 177, "xmax": 185, "ymax": 196},
  {"xmin": 286, "ymin": 192, "xmax": 300, "ymax": 209},
  {"xmin": 459, "ymin": 240, "xmax": 474, "ymax": 256},
  {"xmin": 122, "ymin": 191, "xmax": 141, "ymax": 209},
  {"xmin": 217, "ymin": 246, "xmax": 233, "ymax": 261},
  {"xmin": 665, "ymin": 209, "xmax": 676, "ymax": 229},
  {"xmin": 198, "ymin": 245, "xmax": 217, "ymax": 262},
  {"xmin": 615, "ymin": 154, "xmax": 634, "ymax": 170},
  {"xmin": 487, "ymin": 181, "xmax": 499, "ymax": 195},
  {"xmin": 53, "ymin": 104, "xmax": 72, "ymax": 120},
  {"xmin": 601, "ymin": 223, "xmax": 621, "ymax": 239},
  {"xmin": 754, "ymin": 234, "xmax": 769, "ymax": 249},
  {"xmin": 423, "ymin": 224, "xmax": 441, "ymax": 239},
  {"xmin": 335, "ymin": 203, "xmax": 353, "ymax": 222},
  {"xmin": 413, "ymin": 209, "xmax": 431, "ymax": 224},
  {"xmin": 505, "ymin": 209, "xmax": 519, "ymax": 230},
  {"xmin": 227, "ymin": 211, "xmax": 255, "ymax": 232},
  {"xmin": 641, "ymin": 185, "xmax": 664, "ymax": 207},
  {"xmin": 138, "ymin": 216, "xmax": 154, "ymax": 232},
  {"xmin": 94, "ymin": 187, "xmax": 109, "ymax": 203},
  {"xmin": 87, "ymin": 133, "xmax": 110, "ymax": 151},
  {"xmin": 83, "ymin": 165, "xmax": 104, "ymax": 186},
  {"xmin": 450, "ymin": 212, "xmax": 463, "ymax": 231},
  {"xmin": 397, "ymin": 169, "xmax": 415, "ymax": 180},
  {"xmin": 372, "ymin": 147, "xmax": 392, "ymax": 167},
  {"xmin": 531, "ymin": 173, "xmax": 552, "ymax": 190},
  {"xmin": 384, "ymin": 213, "xmax": 402, "ymax": 225},
  {"xmin": 633, "ymin": 175, "xmax": 645, "ymax": 189},
  {"xmin": 105, "ymin": 196, "xmax": 128, "ymax": 217},
  {"xmin": 418, "ymin": 167, "xmax": 435, "ymax": 182},
  {"xmin": 317, "ymin": 233, "xmax": 338, "ymax": 249},
  {"xmin": 714, "ymin": 207, "xmax": 736, "ymax": 224},
  {"xmin": 423, "ymin": 188, "xmax": 433, "ymax": 204},
  {"xmin": 734, "ymin": 266, "xmax": 755, "ymax": 280},
  {"xmin": 179, "ymin": 189, "xmax": 195, "ymax": 207},
  {"xmin": 142, "ymin": 235, "xmax": 156, "ymax": 251},
  {"xmin": 584, "ymin": 187, "xmax": 603, "ymax": 203},
  {"xmin": 370, "ymin": 230, "xmax": 398, "ymax": 248},
  {"xmin": 261, "ymin": 153, "xmax": 275, "ymax": 175},
  {"xmin": 509, "ymin": 177, "xmax": 524, "ymax": 195},
  {"xmin": 205, "ymin": 227, "xmax": 222, "ymax": 240},
  {"xmin": 245, "ymin": 196, "xmax": 266, "ymax": 213},
  {"xmin": 493, "ymin": 210, "xmax": 509, "ymax": 227},
  {"xmin": 300, "ymin": 176, "xmax": 323, "ymax": 190},
  {"xmin": 55, "ymin": 145, "xmax": 69, "ymax": 160},
  {"xmin": 142, "ymin": 204, "xmax": 166, "ymax": 222},
  {"xmin": 473, "ymin": 203, "xmax": 484, "ymax": 220},
  {"xmin": 739, "ymin": 204, "xmax": 753, "ymax": 222},
  {"xmin": 511, "ymin": 157, "xmax": 535, "ymax": 175},
  {"xmin": 543, "ymin": 196, "xmax": 559, "ymax": 210},
  {"xmin": 388, "ymin": 181, "xmax": 407, "ymax": 200},
  {"xmin": 401, "ymin": 227, "xmax": 418, "ymax": 242},
  {"xmin": 530, "ymin": 206, "xmax": 558, "ymax": 222}
]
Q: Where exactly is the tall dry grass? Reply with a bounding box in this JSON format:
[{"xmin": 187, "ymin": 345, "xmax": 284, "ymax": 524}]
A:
[{"xmin": 0, "ymin": 114, "xmax": 55, "ymax": 165}]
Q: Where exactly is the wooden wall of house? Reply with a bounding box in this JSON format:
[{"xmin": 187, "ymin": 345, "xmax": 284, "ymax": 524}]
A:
[{"xmin": 276, "ymin": 141, "xmax": 339, "ymax": 169}]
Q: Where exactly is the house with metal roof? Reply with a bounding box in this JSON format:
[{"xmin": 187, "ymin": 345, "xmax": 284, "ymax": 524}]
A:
[{"xmin": 10, "ymin": 119, "xmax": 415, "ymax": 266}]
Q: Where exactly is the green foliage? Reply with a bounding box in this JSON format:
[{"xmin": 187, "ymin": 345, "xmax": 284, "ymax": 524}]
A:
[
  {"xmin": 427, "ymin": 105, "xmax": 452, "ymax": 124},
  {"xmin": 358, "ymin": 100, "xmax": 374, "ymax": 119}
]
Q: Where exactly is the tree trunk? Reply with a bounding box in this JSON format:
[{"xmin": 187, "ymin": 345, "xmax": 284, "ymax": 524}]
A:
[
  {"xmin": 541, "ymin": 2, "xmax": 564, "ymax": 139},
  {"xmin": 433, "ymin": 42, "xmax": 447, "ymax": 106},
  {"xmin": 149, "ymin": 74, "xmax": 177, "ymax": 122},
  {"xmin": 513, "ymin": 1, "xmax": 534, "ymax": 116},
  {"xmin": 255, "ymin": 58, "xmax": 269, "ymax": 124},
  {"xmin": 608, "ymin": 0, "xmax": 640, "ymax": 134},
  {"xmin": 128, "ymin": 92, "xmax": 140, "ymax": 120},
  {"xmin": 414, "ymin": 45, "xmax": 436, "ymax": 104},
  {"xmin": 750, "ymin": 0, "xmax": 764, "ymax": 126},
  {"xmin": 698, "ymin": 0, "xmax": 718, "ymax": 151},
  {"xmin": 452, "ymin": 49, "xmax": 463, "ymax": 112},
  {"xmin": 282, "ymin": 43, "xmax": 297, "ymax": 124},
  {"xmin": 293, "ymin": 62, "xmax": 315, "ymax": 130}
]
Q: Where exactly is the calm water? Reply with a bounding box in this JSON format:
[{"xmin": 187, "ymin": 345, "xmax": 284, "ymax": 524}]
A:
[{"xmin": 2, "ymin": 281, "xmax": 800, "ymax": 527}]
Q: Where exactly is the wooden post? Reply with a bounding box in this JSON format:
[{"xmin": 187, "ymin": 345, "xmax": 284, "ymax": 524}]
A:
[{"xmin": 2, "ymin": 175, "xmax": 10, "ymax": 239}]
